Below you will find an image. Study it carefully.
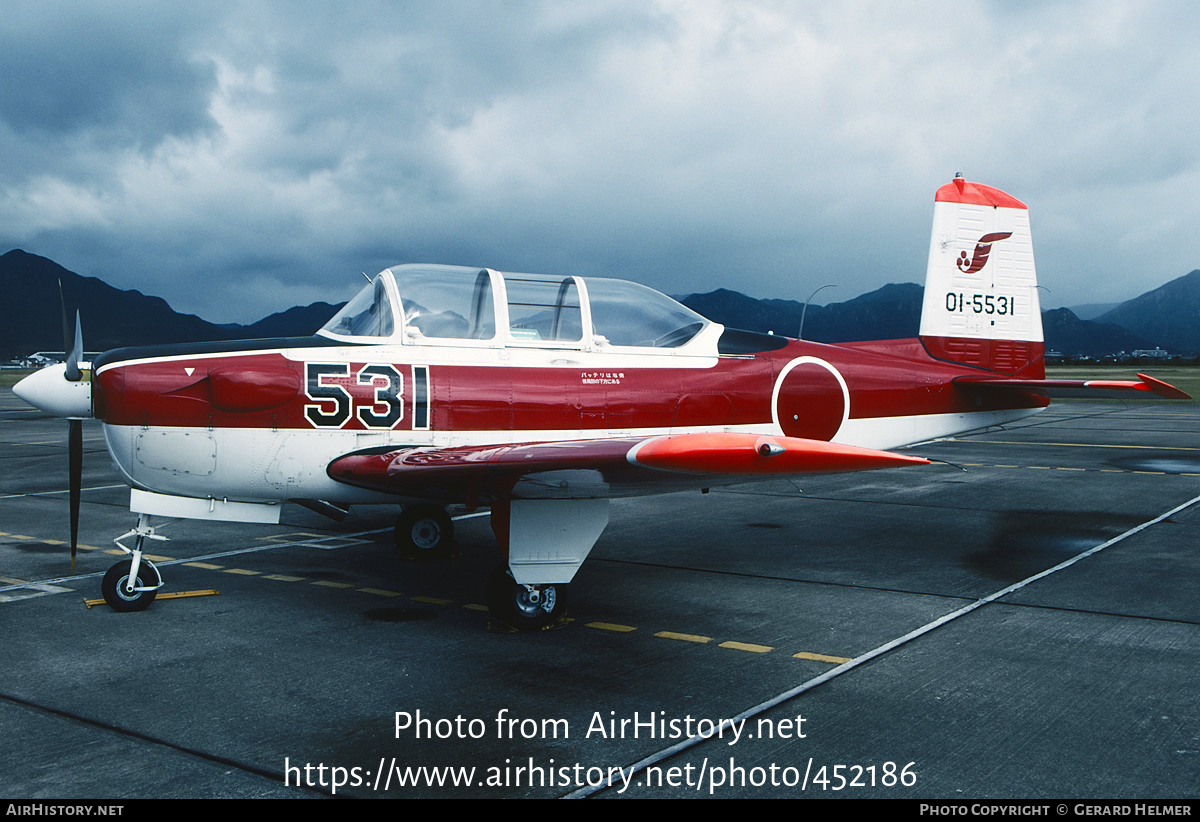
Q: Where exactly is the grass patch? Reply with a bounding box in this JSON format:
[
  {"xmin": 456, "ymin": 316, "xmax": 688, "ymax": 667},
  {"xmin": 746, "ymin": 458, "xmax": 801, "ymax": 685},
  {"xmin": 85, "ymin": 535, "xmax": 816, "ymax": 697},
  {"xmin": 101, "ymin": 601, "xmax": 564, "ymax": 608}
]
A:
[{"xmin": 0, "ymin": 369, "xmax": 33, "ymax": 388}]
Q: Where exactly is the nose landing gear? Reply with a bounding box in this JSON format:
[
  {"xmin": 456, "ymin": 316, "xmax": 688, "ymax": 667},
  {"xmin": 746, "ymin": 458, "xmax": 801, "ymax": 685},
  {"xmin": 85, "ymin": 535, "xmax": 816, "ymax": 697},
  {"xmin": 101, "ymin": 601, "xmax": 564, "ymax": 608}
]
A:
[{"xmin": 101, "ymin": 513, "xmax": 166, "ymax": 612}]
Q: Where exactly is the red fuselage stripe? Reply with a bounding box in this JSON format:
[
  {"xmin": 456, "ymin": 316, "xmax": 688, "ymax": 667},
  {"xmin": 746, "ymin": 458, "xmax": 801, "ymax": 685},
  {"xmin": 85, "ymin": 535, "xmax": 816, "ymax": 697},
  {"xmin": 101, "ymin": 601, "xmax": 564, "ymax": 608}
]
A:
[{"xmin": 93, "ymin": 337, "xmax": 1046, "ymax": 434}]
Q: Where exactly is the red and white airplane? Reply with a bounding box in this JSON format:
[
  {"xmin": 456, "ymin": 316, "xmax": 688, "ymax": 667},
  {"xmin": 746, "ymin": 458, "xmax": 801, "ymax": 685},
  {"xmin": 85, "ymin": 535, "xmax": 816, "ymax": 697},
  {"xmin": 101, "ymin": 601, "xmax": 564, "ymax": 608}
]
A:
[{"xmin": 15, "ymin": 175, "xmax": 1188, "ymax": 628}]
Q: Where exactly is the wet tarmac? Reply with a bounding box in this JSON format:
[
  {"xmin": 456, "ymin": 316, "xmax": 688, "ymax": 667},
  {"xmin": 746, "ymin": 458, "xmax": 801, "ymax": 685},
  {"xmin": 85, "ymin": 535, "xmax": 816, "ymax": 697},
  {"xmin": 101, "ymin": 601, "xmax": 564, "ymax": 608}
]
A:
[{"xmin": 2, "ymin": 384, "xmax": 1198, "ymax": 799}]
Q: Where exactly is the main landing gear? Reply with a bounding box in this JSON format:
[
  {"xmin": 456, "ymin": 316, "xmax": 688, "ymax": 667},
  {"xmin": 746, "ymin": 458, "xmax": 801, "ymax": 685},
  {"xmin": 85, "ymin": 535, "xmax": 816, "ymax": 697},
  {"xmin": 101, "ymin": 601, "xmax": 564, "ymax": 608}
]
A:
[
  {"xmin": 481, "ymin": 498, "xmax": 605, "ymax": 631},
  {"xmin": 486, "ymin": 566, "xmax": 566, "ymax": 631},
  {"xmin": 393, "ymin": 505, "xmax": 455, "ymax": 559},
  {"xmin": 101, "ymin": 513, "xmax": 166, "ymax": 612},
  {"xmin": 389, "ymin": 501, "xmax": 590, "ymax": 631},
  {"xmin": 391, "ymin": 504, "xmax": 568, "ymax": 630}
]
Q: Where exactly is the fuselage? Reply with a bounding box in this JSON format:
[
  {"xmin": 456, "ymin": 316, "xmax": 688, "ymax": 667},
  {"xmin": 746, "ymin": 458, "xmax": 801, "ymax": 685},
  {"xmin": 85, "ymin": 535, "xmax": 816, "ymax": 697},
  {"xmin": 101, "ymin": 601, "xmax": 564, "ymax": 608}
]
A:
[{"xmin": 90, "ymin": 326, "xmax": 1046, "ymax": 506}]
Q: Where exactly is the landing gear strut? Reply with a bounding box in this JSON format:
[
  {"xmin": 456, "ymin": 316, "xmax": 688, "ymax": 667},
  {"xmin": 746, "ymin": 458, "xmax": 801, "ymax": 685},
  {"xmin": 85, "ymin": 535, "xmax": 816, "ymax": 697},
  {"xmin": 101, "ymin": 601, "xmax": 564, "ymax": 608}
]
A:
[
  {"xmin": 486, "ymin": 566, "xmax": 567, "ymax": 631},
  {"xmin": 394, "ymin": 506, "xmax": 454, "ymax": 559},
  {"xmin": 102, "ymin": 513, "xmax": 166, "ymax": 612}
]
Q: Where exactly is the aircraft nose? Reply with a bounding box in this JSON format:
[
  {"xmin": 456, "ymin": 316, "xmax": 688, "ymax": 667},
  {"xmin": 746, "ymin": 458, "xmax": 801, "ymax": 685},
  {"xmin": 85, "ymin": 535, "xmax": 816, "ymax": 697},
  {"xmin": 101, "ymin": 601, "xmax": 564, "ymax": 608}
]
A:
[{"xmin": 13, "ymin": 363, "xmax": 92, "ymax": 417}]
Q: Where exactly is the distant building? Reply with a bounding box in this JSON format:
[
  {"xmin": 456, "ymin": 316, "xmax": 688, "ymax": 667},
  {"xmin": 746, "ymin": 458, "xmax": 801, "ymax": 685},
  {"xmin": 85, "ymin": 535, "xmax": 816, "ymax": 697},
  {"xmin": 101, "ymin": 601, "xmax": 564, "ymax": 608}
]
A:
[{"xmin": 18, "ymin": 351, "xmax": 103, "ymax": 368}]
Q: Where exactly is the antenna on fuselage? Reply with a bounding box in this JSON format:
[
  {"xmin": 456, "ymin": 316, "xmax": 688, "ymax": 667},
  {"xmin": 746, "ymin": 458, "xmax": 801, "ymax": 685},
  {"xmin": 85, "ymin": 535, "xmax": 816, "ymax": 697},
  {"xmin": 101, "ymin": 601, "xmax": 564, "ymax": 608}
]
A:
[
  {"xmin": 799, "ymin": 283, "xmax": 836, "ymax": 340},
  {"xmin": 361, "ymin": 271, "xmax": 373, "ymax": 283}
]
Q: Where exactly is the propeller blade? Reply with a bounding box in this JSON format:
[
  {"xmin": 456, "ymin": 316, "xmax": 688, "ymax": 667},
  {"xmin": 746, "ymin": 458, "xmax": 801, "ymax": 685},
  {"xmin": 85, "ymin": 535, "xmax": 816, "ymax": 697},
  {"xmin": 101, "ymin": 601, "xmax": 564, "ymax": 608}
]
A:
[
  {"xmin": 58, "ymin": 279, "xmax": 81, "ymax": 381},
  {"xmin": 67, "ymin": 312, "xmax": 83, "ymax": 382},
  {"xmin": 57, "ymin": 278, "xmax": 84, "ymax": 568},
  {"xmin": 68, "ymin": 418, "xmax": 81, "ymax": 570}
]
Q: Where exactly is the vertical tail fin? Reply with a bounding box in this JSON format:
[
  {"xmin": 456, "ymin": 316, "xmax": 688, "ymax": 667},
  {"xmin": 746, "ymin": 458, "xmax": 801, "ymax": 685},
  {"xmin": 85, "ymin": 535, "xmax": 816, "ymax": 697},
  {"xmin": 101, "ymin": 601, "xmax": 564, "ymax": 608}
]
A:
[{"xmin": 918, "ymin": 175, "xmax": 1044, "ymax": 377}]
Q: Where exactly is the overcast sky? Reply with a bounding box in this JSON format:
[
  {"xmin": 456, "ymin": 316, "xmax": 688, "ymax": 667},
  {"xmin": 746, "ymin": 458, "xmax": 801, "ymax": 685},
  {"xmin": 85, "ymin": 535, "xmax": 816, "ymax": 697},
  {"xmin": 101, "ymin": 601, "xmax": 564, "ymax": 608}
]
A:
[{"xmin": 2, "ymin": 1, "xmax": 1198, "ymax": 324}]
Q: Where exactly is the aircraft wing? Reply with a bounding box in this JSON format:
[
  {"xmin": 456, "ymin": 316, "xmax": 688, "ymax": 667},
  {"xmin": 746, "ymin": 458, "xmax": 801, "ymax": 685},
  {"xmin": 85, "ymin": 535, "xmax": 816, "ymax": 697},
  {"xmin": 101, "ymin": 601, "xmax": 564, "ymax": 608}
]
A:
[
  {"xmin": 953, "ymin": 372, "xmax": 1191, "ymax": 400},
  {"xmin": 326, "ymin": 432, "xmax": 929, "ymax": 503}
]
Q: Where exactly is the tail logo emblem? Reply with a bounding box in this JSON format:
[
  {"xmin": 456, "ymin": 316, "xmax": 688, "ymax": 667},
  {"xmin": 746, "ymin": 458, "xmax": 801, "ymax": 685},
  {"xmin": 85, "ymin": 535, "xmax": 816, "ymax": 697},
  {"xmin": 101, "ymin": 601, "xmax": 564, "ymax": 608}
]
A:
[{"xmin": 957, "ymin": 232, "xmax": 1012, "ymax": 273}]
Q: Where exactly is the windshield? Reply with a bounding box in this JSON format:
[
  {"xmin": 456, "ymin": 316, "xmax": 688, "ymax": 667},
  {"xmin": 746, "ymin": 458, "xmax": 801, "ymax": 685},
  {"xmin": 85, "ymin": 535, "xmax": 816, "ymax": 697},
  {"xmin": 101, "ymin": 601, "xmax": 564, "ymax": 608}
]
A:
[{"xmin": 321, "ymin": 276, "xmax": 395, "ymax": 338}]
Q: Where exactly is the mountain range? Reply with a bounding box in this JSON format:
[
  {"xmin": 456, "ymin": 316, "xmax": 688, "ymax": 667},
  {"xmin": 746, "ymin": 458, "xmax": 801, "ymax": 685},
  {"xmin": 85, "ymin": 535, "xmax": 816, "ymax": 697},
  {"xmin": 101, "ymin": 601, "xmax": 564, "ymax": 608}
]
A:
[
  {"xmin": 1092, "ymin": 269, "xmax": 1200, "ymax": 354},
  {"xmin": 0, "ymin": 250, "xmax": 338, "ymax": 359},
  {"xmin": 1, "ymin": 249, "xmax": 1196, "ymax": 360},
  {"xmin": 679, "ymin": 279, "xmax": 1194, "ymax": 358}
]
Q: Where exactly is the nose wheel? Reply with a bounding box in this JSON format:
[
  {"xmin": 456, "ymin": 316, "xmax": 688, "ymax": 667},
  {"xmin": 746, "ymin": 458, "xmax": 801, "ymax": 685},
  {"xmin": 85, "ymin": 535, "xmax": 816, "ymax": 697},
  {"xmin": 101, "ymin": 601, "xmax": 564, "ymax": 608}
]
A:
[
  {"xmin": 101, "ymin": 513, "xmax": 167, "ymax": 612},
  {"xmin": 486, "ymin": 566, "xmax": 567, "ymax": 631},
  {"xmin": 101, "ymin": 559, "xmax": 161, "ymax": 612}
]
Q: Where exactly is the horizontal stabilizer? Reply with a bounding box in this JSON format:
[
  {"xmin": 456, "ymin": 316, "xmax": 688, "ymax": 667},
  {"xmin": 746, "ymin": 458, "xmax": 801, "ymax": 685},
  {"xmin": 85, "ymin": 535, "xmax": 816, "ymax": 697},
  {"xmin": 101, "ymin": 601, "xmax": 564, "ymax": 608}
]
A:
[{"xmin": 953, "ymin": 372, "xmax": 1190, "ymax": 400}]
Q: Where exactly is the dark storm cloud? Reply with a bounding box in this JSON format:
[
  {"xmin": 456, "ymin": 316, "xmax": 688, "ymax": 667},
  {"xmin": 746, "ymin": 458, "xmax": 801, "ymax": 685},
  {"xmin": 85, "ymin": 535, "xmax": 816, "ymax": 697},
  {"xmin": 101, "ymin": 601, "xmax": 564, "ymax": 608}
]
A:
[
  {"xmin": 0, "ymin": 4, "xmax": 218, "ymax": 157},
  {"xmin": 1, "ymin": 2, "xmax": 1198, "ymax": 322}
]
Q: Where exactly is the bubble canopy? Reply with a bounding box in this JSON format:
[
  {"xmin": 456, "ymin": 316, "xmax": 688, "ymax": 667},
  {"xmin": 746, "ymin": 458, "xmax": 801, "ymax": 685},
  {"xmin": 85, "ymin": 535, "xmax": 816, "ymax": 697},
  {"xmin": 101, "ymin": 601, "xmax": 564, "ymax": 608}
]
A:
[{"xmin": 319, "ymin": 264, "xmax": 710, "ymax": 350}]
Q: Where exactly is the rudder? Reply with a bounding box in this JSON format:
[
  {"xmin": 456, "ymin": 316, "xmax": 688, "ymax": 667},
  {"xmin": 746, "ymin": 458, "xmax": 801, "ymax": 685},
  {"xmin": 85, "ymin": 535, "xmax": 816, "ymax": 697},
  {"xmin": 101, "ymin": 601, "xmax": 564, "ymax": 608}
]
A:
[{"xmin": 918, "ymin": 175, "xmax": 1044, "ymax": 377}]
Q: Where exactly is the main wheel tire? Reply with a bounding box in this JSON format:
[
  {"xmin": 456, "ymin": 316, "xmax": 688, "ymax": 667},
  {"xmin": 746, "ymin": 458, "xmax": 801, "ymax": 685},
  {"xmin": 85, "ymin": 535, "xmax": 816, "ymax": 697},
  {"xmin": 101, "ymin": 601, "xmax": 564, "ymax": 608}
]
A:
[
  {"xmin": 394, "ymin": 506, "xmax": 454, "ymax": 559},
  {"xmin": 101, "ymin": 559, "xmax": 160, "ymax": 613},
  {"xmin": 486, "ymin": 566, "xmax": 567, "ymax": 631}
]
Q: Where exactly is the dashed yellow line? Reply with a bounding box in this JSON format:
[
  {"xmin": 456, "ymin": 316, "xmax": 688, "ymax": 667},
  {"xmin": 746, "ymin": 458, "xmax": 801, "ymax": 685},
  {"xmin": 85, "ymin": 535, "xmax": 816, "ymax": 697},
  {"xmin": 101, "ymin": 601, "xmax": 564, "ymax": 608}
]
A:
[
  {"xmin": 588, "ymin": 622, "xmax": 637, "ymax": 633},
  {"xmin": 0, "ymin": 531, "xmax": 105, "ymax": 551},
  {"xmin": 168, "ymin": 558, "xmax": 858, "ymax": 661},
  {"xmin": 101, "ymin": 549, "xmax": 174, "ymax": 560},
  {"xmin": 719, "ymin": 640, "xmax": 774, "ymax": 654},
  {"xmin": 794, "ymin": 651, "xmax": 852, "ymax": 664},
  {"xmin": 655, "ymin": 631, "xmax": 713, "ymax": 644},
  {"xmin": 358, "ymin": 587, "xmax": 403, "ymax": 597},
  {"xmin": 0, "ymin": 527, "xmax": 851, "ymax": 662}
]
